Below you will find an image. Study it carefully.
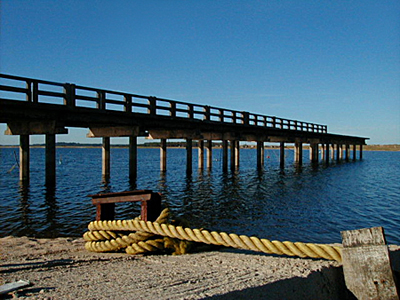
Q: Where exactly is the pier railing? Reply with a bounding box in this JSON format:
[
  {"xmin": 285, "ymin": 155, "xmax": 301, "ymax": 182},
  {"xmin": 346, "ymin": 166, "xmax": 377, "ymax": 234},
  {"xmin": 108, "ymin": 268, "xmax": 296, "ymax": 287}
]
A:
[{"xmin": 0, "ymin": 74, "xmax": 327, "ymax": 133}]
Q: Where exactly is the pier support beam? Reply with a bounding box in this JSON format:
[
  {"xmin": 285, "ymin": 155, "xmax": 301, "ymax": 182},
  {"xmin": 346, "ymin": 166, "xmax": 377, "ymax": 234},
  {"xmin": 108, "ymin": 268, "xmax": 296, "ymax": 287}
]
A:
[
  {"xmin": 102, "ymin": 137, "xmax": 110, "ymax": 180},
  {"xmin": 325, "ymin": 143, "xmax": 330, "ymax": 165},
  {"xmin": 280, "ymin": 142, "xmax": 285, "ymax": 168},
  {"xmin": 222, "ymin": 140, "xmax": 228, "ymax": 172},
  {"xmin": 310, "ymin": 143, "xmax": 319, "ymax": 164},
  {"xmin": 129, "ymin": 136, "xmax": 137, "ymax": 182},
  {"xmin": 45, "ymin": 134, "xmax": 56, "ymax": 185},
  {"xmin": 235, "ymin": 140, "xmax": 240, "ymax": 170},
  {"xmin": 360, "ymin": 145, "xmax": 363, "ymax": 160},
  {"xmin": 294, "ymin": 142, "xmax": 303, "ymax": 165},
  {"xmin": 345, "ymin": 144, "xmax": 350, "ymax": 162},
  {"xmin": 19, "ymin": 135, "xmax": 30, "ymax": 182},
  {"xmin": 340, "ymin": 144, "xmax": 344, "ymax": 160},
  {"xmin": 257, "ymin": 141, "xmax": 264, "ymax": 170},
  {"xmin": 353, "ymin": 145, "xmax": 357, "ymax": 161},
  {"xmin": 206, "ymin": 140, "xmax": 213, "ymax": 169},
  {"xmin": 230, "ymin": 140, "xmax": 240, "ymax": 171},
  {"xmin": 198, "ymin": 140, "xmax": 204, "ymax": 169},
  {"xmin": 230, "ymin": 140, "xmax": 235, "ymax": 171},
  {"xmin": 335, "ymin": 144, "xmax": 340, "ymax": 162},
  {"xmin": 186, "ymin": 138, "xmax": 192, "ymax": 174},
  {"xmin": 160, "ymin": 139, "xmax": 167, "ymax": 172}
]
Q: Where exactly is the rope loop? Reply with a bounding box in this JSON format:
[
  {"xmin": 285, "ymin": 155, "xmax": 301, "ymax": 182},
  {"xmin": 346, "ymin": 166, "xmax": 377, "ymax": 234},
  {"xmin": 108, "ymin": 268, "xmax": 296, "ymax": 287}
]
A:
[{"xmin": 84, "ymin": 208, "xmax": 342, "ymax": 261}]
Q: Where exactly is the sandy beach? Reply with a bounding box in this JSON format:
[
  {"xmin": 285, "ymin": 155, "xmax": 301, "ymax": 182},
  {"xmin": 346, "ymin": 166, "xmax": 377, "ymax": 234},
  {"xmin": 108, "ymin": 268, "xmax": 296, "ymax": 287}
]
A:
[{"xmin": 0, "ymin": 236, "xmax": 356, "ymax": 300}]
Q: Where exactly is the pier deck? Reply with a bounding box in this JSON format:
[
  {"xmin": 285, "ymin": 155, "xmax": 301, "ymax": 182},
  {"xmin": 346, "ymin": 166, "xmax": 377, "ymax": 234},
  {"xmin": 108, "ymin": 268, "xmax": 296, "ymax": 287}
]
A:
[{"xmin": 0, "ymin": 74, "xmax": 368, "ymax": 182}]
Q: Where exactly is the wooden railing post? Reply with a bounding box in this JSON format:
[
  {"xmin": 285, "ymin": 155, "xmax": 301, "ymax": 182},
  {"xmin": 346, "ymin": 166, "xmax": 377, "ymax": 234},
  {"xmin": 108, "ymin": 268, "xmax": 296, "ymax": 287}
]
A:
[
  {"xmin": 25, "ymin": 81, "xmax": 32, "ymax": 102},
  {"xmin": 32, "ymin": 81, "xmax": 39, "ymax": 103},
  {"xmin": 170, "ymin": 101, "xmax": 176, "ymax": 117},
  {"xmin": 97, "ymin": 91, "xmax": 106, "ymax": 110},
  {"xmin": 148, "ymin": 97, "xmax": 156, "ymax": 115},
  {"xmin": 124, "ymin": 94, "xmax": 132, "ymax": 113},
  {"xmin": 63, "ymin": 83, "xmax": 75, "ymax": 107},
  {"xmin": 242, "ymin": 112, "xmax": 250, "ymax": 125},
  {"xmin": 204, "ymin": 106, "xmax": 211, "ymax": 121},
  {"xmin": 188, "ymin": 104, "xmax": 194, "ymax": 119}
]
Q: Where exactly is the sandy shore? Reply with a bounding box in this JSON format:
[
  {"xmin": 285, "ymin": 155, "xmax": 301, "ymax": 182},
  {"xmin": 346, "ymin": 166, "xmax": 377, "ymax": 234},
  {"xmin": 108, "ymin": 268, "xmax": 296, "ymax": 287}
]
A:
[{"xmin": 0, "ymin": 236, "xmax": 359, "ymax": 300}]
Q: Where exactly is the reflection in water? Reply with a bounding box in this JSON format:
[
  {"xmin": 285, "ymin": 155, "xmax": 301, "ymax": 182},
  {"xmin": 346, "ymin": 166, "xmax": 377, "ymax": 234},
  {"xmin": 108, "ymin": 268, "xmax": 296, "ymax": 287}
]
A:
[
  {"xmin": 1, "ymin": 149, "xmax": 399, "ymax": 244},
  {"xmin": 44, "ymin": 182, "xmax": 59, "ymax": 237},
  {"xmin": 17, "ymin": 181, "xmax": 33, "ymax": 235}
]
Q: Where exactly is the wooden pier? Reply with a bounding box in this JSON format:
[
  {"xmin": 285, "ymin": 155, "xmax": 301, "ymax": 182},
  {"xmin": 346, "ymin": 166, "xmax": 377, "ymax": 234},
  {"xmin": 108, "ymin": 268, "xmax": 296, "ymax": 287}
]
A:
[{"xmin": 0, "ymin": 74, "xmax": 368, "ymax": 183}]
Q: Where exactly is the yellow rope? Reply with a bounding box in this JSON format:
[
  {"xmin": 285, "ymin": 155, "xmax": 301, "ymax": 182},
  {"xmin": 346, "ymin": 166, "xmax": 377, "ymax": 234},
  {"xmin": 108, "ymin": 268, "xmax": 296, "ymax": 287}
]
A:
[
  {"xmin": 84, "ymin": 209, "xmax": 342, "ymax": 262},
  {"xmin": 84, "ymin": 208, "xmax": 171, "ymax": 253}
]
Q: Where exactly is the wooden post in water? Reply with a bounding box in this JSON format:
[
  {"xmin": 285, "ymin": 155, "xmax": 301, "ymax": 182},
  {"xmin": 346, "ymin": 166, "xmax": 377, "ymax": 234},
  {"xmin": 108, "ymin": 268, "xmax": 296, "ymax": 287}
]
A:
[
  {"xmin": 353, "ymin": 144, "xmax": 357, "ymax": 161},
  {"xmin": 310, "ymin": 143, "xmax": 319, "ymax": 163},
  {"xmin": 325, "ymin": 143, "xmax": 330, "ymax": 165},
  {"xmin": 280, "ymin": 142, "xmax": 285, "ymax": 168},
  {"xmin": 45, "ymin": 133, "xmax": 56, "ymax": 185},
  {"xmin": 336, "ymin": 144, "xmax": 340, "ymax": 162},
  {"xmin": 330, "ymin": 144, "xmax": 335, "ymax": 161},
  {"xmin": 230, "ymin": 140, "xmax": 236, "ymax": 171},
  {"xmin": 360, "ymin": 144, "xmax": 363, "ymax": 160},
  {"xmin": 340, "ymin": 144, "xmax": 344, "ymax": 160},
  {"xmin": 235, "ymin": 140, "xmax": 240, "ymax": 169},
  {"xmin": 198, "ymin": 140, "xmax": 204, "ymax": 170},
  {"xmin": 160, "ymin": 138, "xmax": 167, "ymax": 172},
  {"xmin": 294, "ymin": 142, "xmax": 303, "ymax": 165},
  {"xmin": 222, "ymin": 140, "xmax": 228, "ymax": 172},
  {"xmin": 345, "ymin": 144, "xmax": 350, "ymax": 162},
  {"xmin": 129, "ymin": 135, "xmax": 137, "ymax": 182},
  {"xmin": 19, "ymin": 135, "xmax": 30, "ymax": 182},
  {"xmin": 320, "ymin": 144, "xmax": 325, "ymax": 161},
  {"xmin": 186, "ymin": 138, "xmax": 192, "ymax": 174},
  {"xmin": 206, "ymin": 140, "xmax": 213, "ymax": 169},
  {"xmin": 257, "ymin": 141, "xmax": 264, "ymax": 170},
  {"xmin": 102, "ymin": 137, "xmax": 110, "ymax": 180},
  {"xmin": 341, "ymin": 227, "xmax": 399, "ymax": 299}
]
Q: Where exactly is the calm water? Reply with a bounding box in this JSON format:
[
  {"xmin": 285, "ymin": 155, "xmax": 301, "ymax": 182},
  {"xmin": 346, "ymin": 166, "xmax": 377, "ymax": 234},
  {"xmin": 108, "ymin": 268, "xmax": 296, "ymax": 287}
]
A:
[{"xmin": 0, "ymin": 147, "xmax": 399, "ymax": 245}]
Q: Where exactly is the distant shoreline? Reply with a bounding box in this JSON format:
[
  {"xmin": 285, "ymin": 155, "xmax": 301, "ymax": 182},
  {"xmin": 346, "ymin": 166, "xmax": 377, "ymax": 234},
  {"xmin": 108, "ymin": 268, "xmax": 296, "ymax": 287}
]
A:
[{"xmin": 0, "ymin": 144, "xmax": 399, "ymax": 151}]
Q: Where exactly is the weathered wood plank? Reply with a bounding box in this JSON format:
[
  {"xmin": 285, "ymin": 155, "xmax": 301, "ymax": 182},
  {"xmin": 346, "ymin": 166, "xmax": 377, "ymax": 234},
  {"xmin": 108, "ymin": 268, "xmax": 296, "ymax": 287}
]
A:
[{"xmin": 341, "ymin": 227, "xmax": 399, "ymax": 300}]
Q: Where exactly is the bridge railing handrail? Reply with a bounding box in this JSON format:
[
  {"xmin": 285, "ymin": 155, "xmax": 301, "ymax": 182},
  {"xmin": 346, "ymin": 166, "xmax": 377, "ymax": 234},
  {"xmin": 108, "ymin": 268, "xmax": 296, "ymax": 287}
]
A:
[{"xmin": 0, "ymin": 74, "xmax": 328, "ymax": 133}]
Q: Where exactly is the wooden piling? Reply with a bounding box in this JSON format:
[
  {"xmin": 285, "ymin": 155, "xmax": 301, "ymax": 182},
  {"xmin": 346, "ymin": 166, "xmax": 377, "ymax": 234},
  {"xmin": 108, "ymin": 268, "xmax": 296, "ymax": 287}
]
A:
[
  {"xmin": 45, "ymin": 133, "xmax": 56, "ymax": 185},
  {"xmin": 230, "ymin": 140, "xmax": 236, "ymax": 171},
  {"xmin": 353, "ymin": 144, "xmax": 357, "ymax": 161},
  {"xmin": 206, "ymin": 140, "xmax": 213, "ymax": 169},
  {"xmin": 129, "ymin": 136, "xmax": 137, "ymax": 181},
  {"xmin": 198, "ymin": 140, "xmax": 204, "ymax": 169},
  {"xmin": 295, "ymin": 142, "xmax": 303, "ymax": 165},
  {"xmin": 257, "ymin": 141, "xmax": 264, "ymax": 170},
  {"xmin": 222, "ymin": 140, "xmax": 228, "ymax": 172},
  {"xmin": 340, "ymin": 144, "xmax": 344, "ymax": 160},
  {"xmin": 325, "ymin": 143, "xmax": 330, "ymax": 165},
  {"xmin": 102, "ymin": 137, "xmax": 110, "ymax": 180},
  {"xmin": 235, "ymin": 140, "xmax": 240, "ymax": 169},
  {"xmin": 280, "ymin": 142, "xmax": 285, "ymax": 168},
  {"xmin": 310, "ymin": 143, "xmax": 319, "ymax": 163},
  {"xmin": 360, "ymin": 144, "xmax": 363, "ymax": 160},
  {"xmin": 19, "ymin": 135, "xmax": 30, "ymax": 182},
  {"xmin": 341, "ymin": 227, "xmax": 399, "ymax": 299},
  {"xmin": 186, "ymin": 138, "xmax": 192, "ymax": 174},
  {"xmin": 160, "ymin": 138, "xmax": 167, "ymax": 172}
]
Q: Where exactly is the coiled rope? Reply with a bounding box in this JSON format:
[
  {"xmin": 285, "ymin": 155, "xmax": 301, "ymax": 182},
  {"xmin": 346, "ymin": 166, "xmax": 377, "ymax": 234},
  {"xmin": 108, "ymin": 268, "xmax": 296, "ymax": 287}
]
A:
[{"xmin": 84, "ymin": 208, "xmax": 342, "ymax": 261}]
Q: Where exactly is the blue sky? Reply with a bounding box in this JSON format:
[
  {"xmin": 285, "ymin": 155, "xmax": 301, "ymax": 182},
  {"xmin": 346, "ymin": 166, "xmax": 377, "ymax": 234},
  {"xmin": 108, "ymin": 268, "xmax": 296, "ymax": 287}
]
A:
[{"xmin": 1, "ymin": 0, "xmax": 399, "ymax": 145}]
